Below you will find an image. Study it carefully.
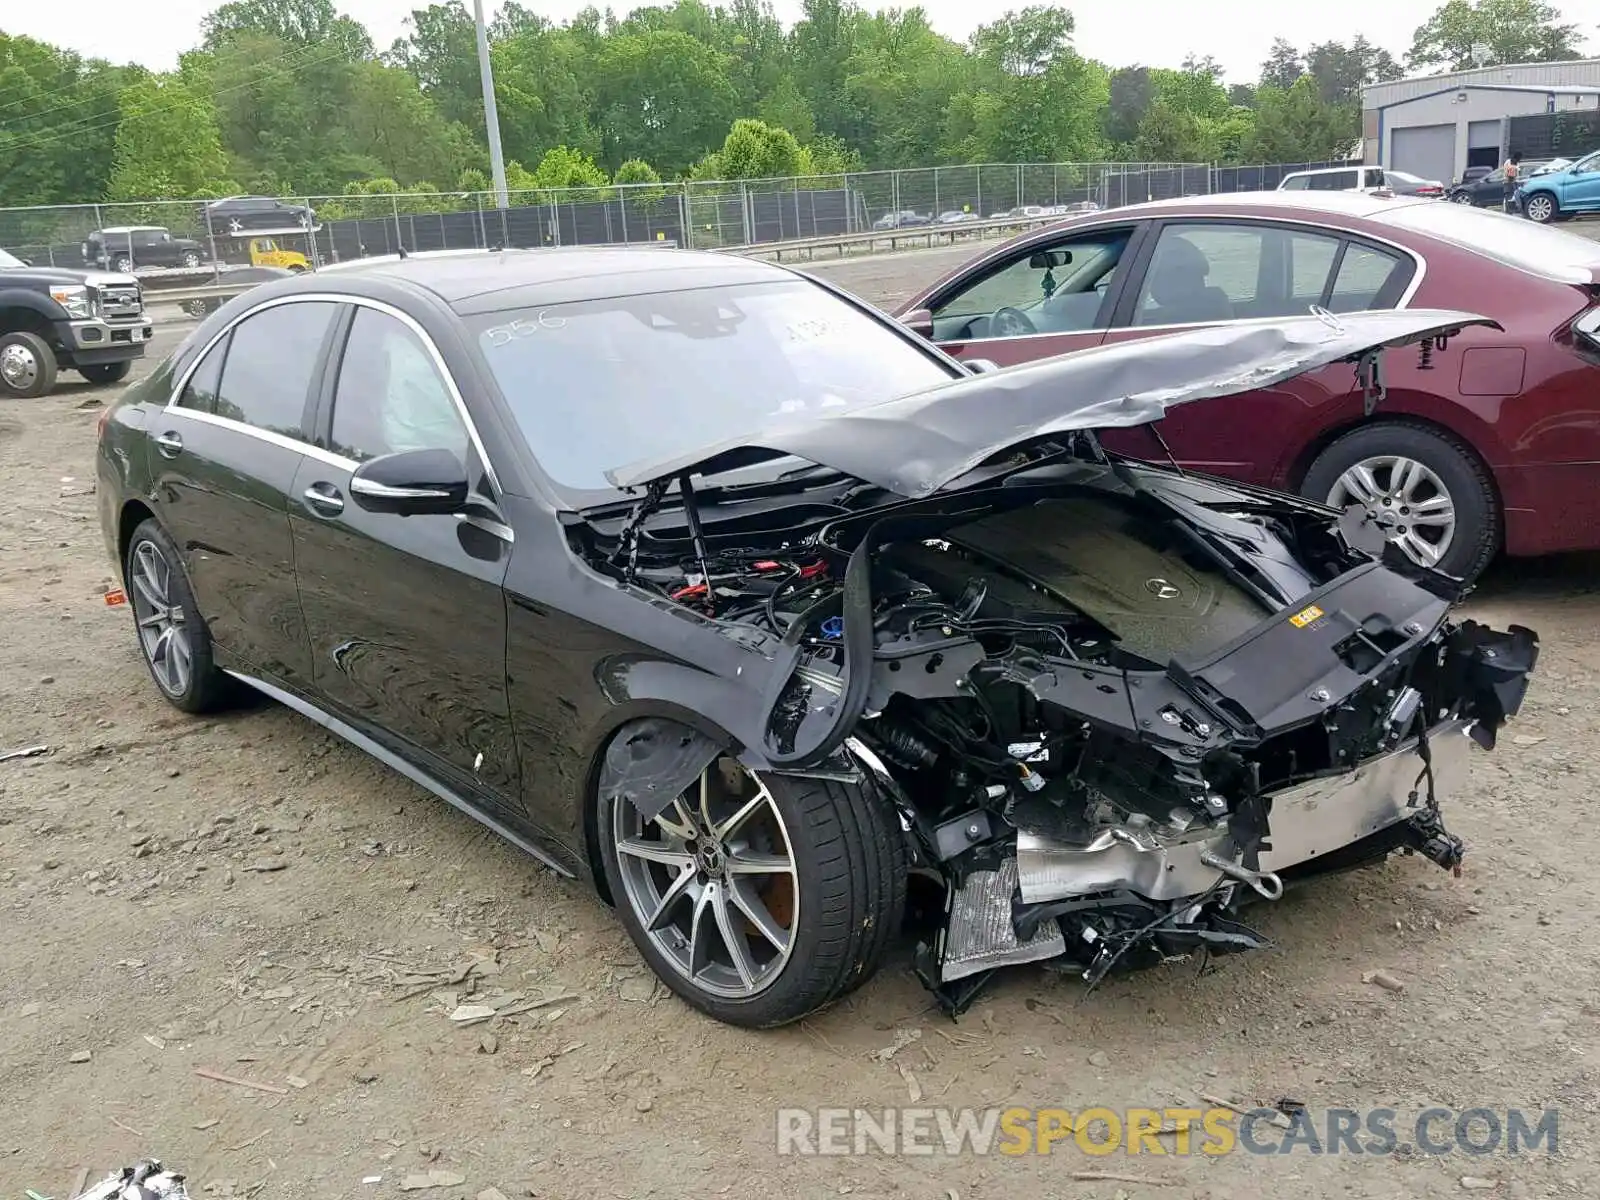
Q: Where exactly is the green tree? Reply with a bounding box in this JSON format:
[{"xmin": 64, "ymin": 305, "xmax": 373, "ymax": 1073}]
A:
[
  {"xmin": 531, "ymin": 144, "xmax": 609, "ymax": 191},
  {"xmin": 1306, "ymin": 36, "xmax": 1402, "ymax": 106},
  {"xmin": 1408, "ymin": 0, "xmax": 1583, "ymax": 69},
  {"xmin": 716, "ymin": 118, "xmax": 804, "ymax": 179},
  {"xmin": 202, "ymin": 0, "xmax": 373, "ymax": 59},
  {"xmin": 1260, "ymin": 38, "xmax": 1304, "ymax": 89},
  {"xmin": 344, "ymin": 60, "xmax": 472, "ymax": 186},
  {"xmin": 0, "ymin": 34, "xmax": 133, "ymax": 207},
  {"xmin": 390, "ymin": 1, "xmax": 484, "ymax": 128},
  {"xmin": 1247, "ymin": 76, "xmax": 1353, "ymax": 162},
  {"xmin": 593, "ymin": 31, "xmax": 737, "ymax": 174},
  {"xmin": 106, "ymin": 75, "xmax": 231, "ymax": 201},
  {"xmin": 1106, "ymin": 67, "xmax": 1154, "ymax": 146},
  {"xmin": 613, "ymin": 158, "xmax": 662, "ymax": 185}
]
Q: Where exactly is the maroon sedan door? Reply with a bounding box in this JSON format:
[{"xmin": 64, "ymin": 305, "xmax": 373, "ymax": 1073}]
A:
[
  {"xmin": 1095, "ymin": 219, "xmax": 1400, "ymax": 486},
  {"xmin": 910, "ymin": 224, "xmax": 1146, "ymax": 367}
]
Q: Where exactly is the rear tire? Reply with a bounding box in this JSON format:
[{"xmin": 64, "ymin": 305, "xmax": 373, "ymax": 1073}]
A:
[
  {"xmin": 181, "ymin": 251, "xmax": 202, "ymax": 268},
  {"xmin": 597, "ymin": 746, "xmax": 906, "ymax": 1028},
  {"xmin": 0, "ymin": 330, "xmax": 58, "ymax": 398},
  {"xmin": 124, "ymin": 519, "xmax": 240, "ymax": 714},
  {"xmin": 1302, "ymin": 421, "xmax": 1499, "ymax": 582},
  {"xmin": 113, "ymin": 254, "xmax": 133, "ymax": 272},
  {"xmin": 79, "ymin": 360, "xmax": 131, "ymax": 385}
]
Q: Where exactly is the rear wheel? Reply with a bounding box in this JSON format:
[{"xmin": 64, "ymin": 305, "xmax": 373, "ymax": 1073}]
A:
[
  {"xmin": 1450, "ymin": 191, "xmax": 1475, "ymax": 204},
  {"xmin": 1523, "ymin": 192, "xmax": 1557, "ymax": 223},
  {"xmin": 1302, "ymin": 422, "xmax": 1498, "ymax": 582},
  {"xmin": 0, "ymin": 330, "xmax": 57, "ymax": 398},
  {"xmin": 598, "ymin": 748, "xmax": 906, "ymax": 1028},
  {"xmin": 79, "ymin": 360, "xmax": 131, "ymax": 385},
  {"xmin": 125, "ymin": 519, "xmax": 239, "ymax": 714},
  {"xmin": 180, "ymin": 251, "xmax": 202, "ymax": 268},
  {"xmin": 113, "ymin": 254, "xmax": 133, "ymax": 272}
]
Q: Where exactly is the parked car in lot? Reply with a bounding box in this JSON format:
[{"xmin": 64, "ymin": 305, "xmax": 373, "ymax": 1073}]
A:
[
  {"xmin": 94, "ymin": 248, "xmax": 1536, "ymax": 1026},
  {"xmin": 872, "ymin": 209, "xmax": 931, "ymax": 230},
  {"xmin": 936, "ymin": 210, "xmax": 979, "ymax": 224},
  {"xmin": 85, "ymin": 227, "xmax": 207, "ymax": 272},
  {"xmin": 0, "ymin": 244, "xmax": 153, "ymax": 397},
  {"xmin": 1449, "ymin": 160, "xmax": 1566, "ymax": 207},
  {"xmin": 1515, "ymin": 148, "xmax": 1600, "ymax": 223},
  {"xmin": 895, "ymin": 190, "xmax": 1600, "ymax": 581},
  {"xmin": 1279, "ymin": 165, "xmax": 1443, "ymax": 197}
]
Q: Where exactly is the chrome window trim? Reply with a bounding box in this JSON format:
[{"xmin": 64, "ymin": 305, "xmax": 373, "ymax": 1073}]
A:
[
  {"xmin": 928, "ymin": 211, "xmax": 1426, "ymax": 347},
  {"xmin": 164, "ymin": 291, "xmax": 505, "ymax": 497}
]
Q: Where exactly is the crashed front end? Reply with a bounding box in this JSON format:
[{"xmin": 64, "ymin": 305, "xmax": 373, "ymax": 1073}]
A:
[{"xmin": 577, "ymin": 309, "xmax": 1538, "ymax": 1013}]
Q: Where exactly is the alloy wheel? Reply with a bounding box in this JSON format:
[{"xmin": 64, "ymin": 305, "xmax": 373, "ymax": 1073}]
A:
[
  {"xmin": 612, "ymin": 756, "xmax": 799, "ymax": 1000},
  {"xmin": 1326, "ymin": 454, "xmax": 1456, "ymax": 568},
  {"xmin": 1451, "ymin": 192, "xmax": 1475, "ymax": 204},
  {"xmin": 129, "ymin": 540, "xmax": 193, "ymax": 698},
  {"xmin": 0, "ymin": 343, "xmax": 38, "ymax": 391},
  {"xmin": 1525, "ymin": 195, "xmax": 1554, "ymax": 223}
]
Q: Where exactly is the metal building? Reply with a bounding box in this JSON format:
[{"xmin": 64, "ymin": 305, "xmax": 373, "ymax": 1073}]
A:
[{"xmin": 1362, "ymin": 59, "xmax": 1600, "ymax": 184}]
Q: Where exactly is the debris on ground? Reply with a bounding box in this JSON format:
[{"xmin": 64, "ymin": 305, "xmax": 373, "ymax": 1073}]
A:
[
  {"xmin": 871, "ymin": 1028, "xmax": 922, "ymax": 1063},
  {"xmin": 398, "ymin": 1169, "xmax": 466, "ymax": 1190},
  {"xmin": 1459, "ymin": 1178, "xmax": 1498, "ymax": 1191},
  {"xmin": 1, "ymin": 744, "xmax": 49, "ymax": 763},
  {"xmin": 1362, "ymin": 969, "xmax": 1407, "ymax": 993},
  {"xmin": 193, "ymin": 1067, "xmax": 289, "ymax": 1095}
]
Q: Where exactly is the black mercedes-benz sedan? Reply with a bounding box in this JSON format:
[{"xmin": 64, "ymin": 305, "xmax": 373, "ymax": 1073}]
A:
[{"xmin": 96, "ymin": 248, "xmax": 1538, "ymax": 1027}]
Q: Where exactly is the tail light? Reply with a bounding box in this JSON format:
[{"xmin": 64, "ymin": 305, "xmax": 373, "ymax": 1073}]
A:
[{"xmin": 1416, "ymin": 186, "xmax": 1443, "ymax": 197}]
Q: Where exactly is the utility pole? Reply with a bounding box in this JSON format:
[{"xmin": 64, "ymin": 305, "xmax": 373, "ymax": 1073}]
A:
[{"xmin": 473, "ymin": 0, "xmax": 509, "ymax": 209}]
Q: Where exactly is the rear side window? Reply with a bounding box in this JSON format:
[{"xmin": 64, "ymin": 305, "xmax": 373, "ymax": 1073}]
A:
[
  {"xmin": 1280, "ymin": 175, "xmax": 1310, "ymax": 190},
  {"xmin": 177, "ymin": 336, "xmax": 227, "ymax": 414},
  {"xmin": 1309, "ymin": 171, "xmax": 1357, "ymax": 191},
  {"xmin": 1326, "ymin": 244, "xmax": 1409, "ymax": 313},
  {"xmin": 213, "ymin": 301, "xmax": 338, "ymax": 439}
]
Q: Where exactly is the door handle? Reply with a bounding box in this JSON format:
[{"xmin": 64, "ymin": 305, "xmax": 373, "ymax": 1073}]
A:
[
  {"xmin": 154, "ymin": 431, "xmax": 183, "ymax": 458},
  {"xmin": 302, "ymin": 482, "xmax": 345, "ymax": 516}
]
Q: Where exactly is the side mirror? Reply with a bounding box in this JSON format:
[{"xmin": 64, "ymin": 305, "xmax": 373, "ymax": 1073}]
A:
[
  {"xmin": 901, "ymin": 307, "xmax": 934, "ymax": 338},
  {"xmin": 349, "ymin": 447, "xmax": 469, "ymax": 515},
  {"xmin": 1028, "ymin": 249, "xmax": 1072, "ymax": 270},
  {"xmin": 965, "ymin": 358, "xmax": 1001, "ymax": 375}
]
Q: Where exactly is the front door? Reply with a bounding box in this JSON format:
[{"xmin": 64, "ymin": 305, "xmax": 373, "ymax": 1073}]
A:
[
  {"xmin": 288, "ymin": 303, "xmax": 521, "ymax": 809},
  {"xmin": 1564, "ymin": 151, "xmax": 1600, "ymax": 212},
  {"xmin": 917, "ymin": 224, "xmax": 1144, "ymax": 366},
  {"xmin": 147, "ymin": 298, "xmax": 341, "ymax": 686}
]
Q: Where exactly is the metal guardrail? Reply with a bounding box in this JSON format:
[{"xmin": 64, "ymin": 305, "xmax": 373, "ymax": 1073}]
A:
[{"xmin": 142, "ymin": 213, "xmax": 1065, "ymax": 311}]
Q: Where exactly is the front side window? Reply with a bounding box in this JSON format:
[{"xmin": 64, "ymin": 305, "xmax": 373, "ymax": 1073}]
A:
[
  {"xmin": 177, "ymin": 336, "xmax": 228, "ymax": 413},
  {"xmin": 329, "ymin": 307, "xmax": 469, "ymax": 464},
  {"xmin": 928, "ymin": 230, "xmax": 1131, "ymax": 340},
  {"xmin": 212, "ymin": 301, "xmax": 338, "ymax": 439},
  {"xmin": 469, "ymin": 279, "xmax": 955, "ymax": 493}
]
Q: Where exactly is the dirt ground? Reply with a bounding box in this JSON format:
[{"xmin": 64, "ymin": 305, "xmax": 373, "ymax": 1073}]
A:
[{"xmin": 4, "ymin": 240, "xmax": 1600, "ymax": 1200}]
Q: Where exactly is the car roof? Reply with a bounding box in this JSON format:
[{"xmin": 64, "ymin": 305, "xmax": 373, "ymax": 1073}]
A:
[
  {"xmin": 266, "ymin": 246, "xmax": 796, "ymax": 310},
  {"xmin": 1280, "ymin": 166, "xmax": 1366, "ymax": 176},
  {"xmin": 1095, "ymin": 190, "xmax": 1435, "ymax": 222},
  {"xmin": 93, "ymin": 226, "xmax": 167, "ymax": 234}
]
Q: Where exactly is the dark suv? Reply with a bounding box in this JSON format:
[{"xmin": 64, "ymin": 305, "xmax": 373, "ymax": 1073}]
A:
[
  {"xmin": 0, "ymin": 245, "xmax": 153, "ymax": 397},
  {"xmin": 85, "ymin": 227, "xmax": 208, "ymax": 272}
]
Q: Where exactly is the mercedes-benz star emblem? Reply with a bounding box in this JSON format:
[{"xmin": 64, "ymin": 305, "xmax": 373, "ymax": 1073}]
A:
[{"xmin": 1144, "ymin": 578, "xmax": 1181, "ymax": 600}]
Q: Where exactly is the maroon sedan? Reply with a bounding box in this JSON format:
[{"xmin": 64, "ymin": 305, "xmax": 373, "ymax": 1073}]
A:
[{"xmin": 895, "ymin": 191, "xmax": 1600, "ymax": 580}]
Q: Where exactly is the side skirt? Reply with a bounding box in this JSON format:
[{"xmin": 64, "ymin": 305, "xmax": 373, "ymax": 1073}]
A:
[{"xmin": 224, "ymin": 668, "xmax": 575, "ymax": 880}]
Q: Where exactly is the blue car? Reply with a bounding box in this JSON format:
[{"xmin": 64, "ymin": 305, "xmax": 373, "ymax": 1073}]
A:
[{"xmin": 1516, "ymin": 148, "xmax": 1600, "ymax": 223}]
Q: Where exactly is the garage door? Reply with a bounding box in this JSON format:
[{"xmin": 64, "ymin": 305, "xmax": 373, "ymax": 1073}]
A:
[{"xmin": 1391, "ymin": 123, "xmax": 1457, "ymax": 186}]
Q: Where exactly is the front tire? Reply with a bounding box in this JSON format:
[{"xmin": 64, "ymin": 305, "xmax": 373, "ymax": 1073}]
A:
[
  {"xmin": 1523, "ymin": 192, "xmax": 1557, "ymax": 223},
  {"xmin": 0, "ymin": 330, "xmax": 58, "ymax": 398},
  {"xmin": 79, "ymin": 360, "xmax": 131, "ymax": 385},
  {"xmin": 598, "ymin": 750, "xmax": 906, "ymax": 1028},
  {"xmin": 1302, "ymin": 421, "xmax": 1499, "ymax": 582},
  {"xmin": 181, "ymin": 251, "xmax": 202, "ymax": 268},
  {"xmin": 113, "ymin": 254, "xmax": 133, "ymax": 272},
  {"xmin": 124, "ymin": 519, "xmax": 238, "ymax": 714}
]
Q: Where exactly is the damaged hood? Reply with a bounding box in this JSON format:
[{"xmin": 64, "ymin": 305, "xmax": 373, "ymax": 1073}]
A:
[{"xmin": 607, "ymin": 309, "xmax": 1500, "ymax": 498}]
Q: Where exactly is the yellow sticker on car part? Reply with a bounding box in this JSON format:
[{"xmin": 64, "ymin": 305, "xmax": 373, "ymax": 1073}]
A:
[{"xmin": 1289, "ymin": 604, "xmax": 1325, "ymax": 628}]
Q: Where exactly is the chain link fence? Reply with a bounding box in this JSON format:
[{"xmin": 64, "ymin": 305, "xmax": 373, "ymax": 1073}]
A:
[
  {"xmin": 1209, "ymin": 160, "xmax": 1364, "ymax": 192},
  {"xmin": 0, "ymin": 162, "xmax": 1210, "ymax": 275}
]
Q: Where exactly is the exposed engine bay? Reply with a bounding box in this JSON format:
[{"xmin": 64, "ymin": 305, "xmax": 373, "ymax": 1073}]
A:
[{"xmin": 568, "ymin": 436, "xmax": 1538, "ymax": 1014}]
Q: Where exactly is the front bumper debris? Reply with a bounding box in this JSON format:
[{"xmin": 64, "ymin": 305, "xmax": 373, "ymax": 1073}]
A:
[{"xmin": 921, "ymin": 720, "xmax": 1479, "ymax": 1015}]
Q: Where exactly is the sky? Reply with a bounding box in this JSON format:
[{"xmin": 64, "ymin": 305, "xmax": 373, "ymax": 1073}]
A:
[{"xmin": 5, "ymin": 0, "xmax": 1597, "ymax": 84}]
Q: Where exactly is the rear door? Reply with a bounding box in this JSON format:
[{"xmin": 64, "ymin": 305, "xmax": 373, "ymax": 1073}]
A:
[
  {"xmin": 288, "ymin": 301, "xmax": 522, "ymax": 813},
  {"xmin": 914, "ymin": 222, "xmax": 1147, "ymax": 366},
  {"xmin": 1095, "ymin": 219, "xmax": 1416, "ymax": 483},
  {"xmin": 147, "ymin": 298, "xmax": 341, "ymax": 686}
]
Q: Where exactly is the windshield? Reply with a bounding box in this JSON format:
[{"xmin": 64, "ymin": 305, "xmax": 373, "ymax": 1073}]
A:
[
  {"xmin": 1373, "ymin": 199, "xmax": 1600, "ymax": 284},
  {"xmin": 0, "ymin": 247, "xmax": 24, "ymax": 269},
  {"xmin": 470, "ymin": 279, "xmax": 957, "ymax": 492}
]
